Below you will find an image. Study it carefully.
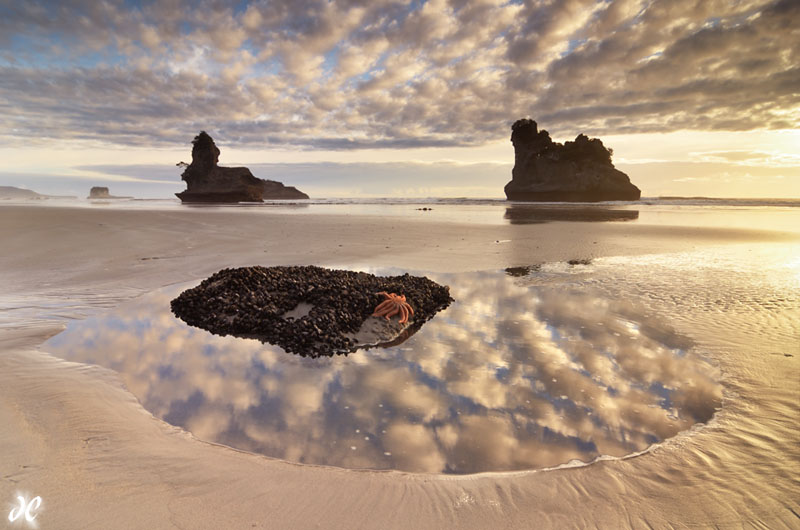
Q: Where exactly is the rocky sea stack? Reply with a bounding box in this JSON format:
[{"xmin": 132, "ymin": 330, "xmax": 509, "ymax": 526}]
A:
[
  {"xmin": 176, "ymin": 132, "xmax": 309, "ymax": 203},
  {"xmin": 170, "ymin": 265, "xmax": 453, "ymax": 358},
  {"xmin": 87, "ymin": 186, "xmax": 131, "ymax": 199},
  {"xmin": 504, "ymin": 119, "xmax": 640, "ymax": 202}
]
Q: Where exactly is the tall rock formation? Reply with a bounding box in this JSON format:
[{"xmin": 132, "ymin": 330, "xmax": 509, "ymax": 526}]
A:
[
  {"xmin": 176, "ymin": 132, "xmax": 309, "ymax": 203},
  {"xmin": 504, "ymin": 119, "xmax": 640, "ymax": 202}
]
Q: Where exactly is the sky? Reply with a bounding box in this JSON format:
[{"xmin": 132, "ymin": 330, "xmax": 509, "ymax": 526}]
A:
[{"xmin": 0, "ymin": 0, "xmax": 798, "ymax": 199}]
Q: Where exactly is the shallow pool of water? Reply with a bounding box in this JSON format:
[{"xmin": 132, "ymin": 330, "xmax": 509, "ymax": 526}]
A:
[{"xmin": 43, "ymin": 268, "xmax": 723, "ymax": 473}]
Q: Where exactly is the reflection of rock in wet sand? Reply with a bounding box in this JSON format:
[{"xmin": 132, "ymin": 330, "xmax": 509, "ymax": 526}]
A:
[
  {"xmin": 45, "ymin": 270, "xmax": 723, "ymax": 474},
  {"xmin": 504, "ymin": 206, "xmax": 639, "ymax": 224}
]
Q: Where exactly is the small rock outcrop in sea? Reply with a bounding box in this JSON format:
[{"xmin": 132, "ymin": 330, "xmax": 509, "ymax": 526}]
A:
[
  {"xmin": 504, "ymin": 119, "xmax": 640, "ymax": 202},
  {"xmin": 261, "ymin": 179, "xmax": 309, "ymax": 200},
  {"xmin": 176, "ymin": 131, "xmax": 309, "ymax": 202},
  {"xmin": 87, "ymin": 186, "xmax": 131, "ymax": 199},
  {"xmin": 170, "ymin": 266, "xmax": 453, "ymax": 357}
]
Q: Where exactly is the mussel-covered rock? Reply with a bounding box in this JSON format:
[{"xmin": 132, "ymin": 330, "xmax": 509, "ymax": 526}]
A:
[{"xmin": 170, "ymin": 265, "xmax": 453, "ymax": 358}]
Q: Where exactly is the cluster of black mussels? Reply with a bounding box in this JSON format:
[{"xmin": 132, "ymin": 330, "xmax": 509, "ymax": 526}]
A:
[{"xmin": 170, "ymin": 265, "xmax": 453, "ymax": 357}]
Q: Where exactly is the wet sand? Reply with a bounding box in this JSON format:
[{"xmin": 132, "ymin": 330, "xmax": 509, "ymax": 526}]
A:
[{"xmin": 1, "ymin": 203, "xmax": 799, "ymax": 529}]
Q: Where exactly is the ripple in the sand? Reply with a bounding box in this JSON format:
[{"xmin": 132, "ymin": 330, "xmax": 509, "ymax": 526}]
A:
[{"xmin": 43, "ymin": 269, "xmax": 723, "ymax": 474}]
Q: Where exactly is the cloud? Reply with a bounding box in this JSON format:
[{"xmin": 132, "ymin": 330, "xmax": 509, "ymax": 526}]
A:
[
  {"xmin": 0, "ymin": 0, "xmax": 797, "ymax": 150},
  {"xmin": 615, "ymin": 160, "xmax": 799, "ymax": 197},
  {"xmin": 687, "ymin": 150, "xmax": 800, "ymax": 166}
]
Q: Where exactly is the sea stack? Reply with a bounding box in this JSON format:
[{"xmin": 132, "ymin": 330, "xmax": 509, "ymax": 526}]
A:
[
  {"xmin": 87, "ymin": 186, "xmax": 130, "ymax": 199},
  {"xmin": 504, "ymin": 119, "xmax": 640, "ymax": 202},
  {"xmin": 176, "ymin": 132, "xmax": 309, "ymax": 203},
  {"xmin": 88, "ymin": 187, "xmax": 112, "ymax": 198}
]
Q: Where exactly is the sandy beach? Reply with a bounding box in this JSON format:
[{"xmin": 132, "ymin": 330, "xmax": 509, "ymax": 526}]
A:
[
  {"xmin": 3, "ymin": 0, "xmax": 799, "ymax": 527},
  {"xmin": 1, "ymin": 202, "xmax": 799, "ymax": 529}
]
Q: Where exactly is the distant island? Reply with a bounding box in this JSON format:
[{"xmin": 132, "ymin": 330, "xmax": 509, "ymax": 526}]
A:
[
  {"xmin": 504, "ymin": 119, "xmax": 640, "ymax": 202},
  {"xmin": 0, "ymin": 186, "xmax": 43, "ymax": 199},
  {"xmin": 176, "ymin": 132, "xmax": 309, "ymax": 203},
  {"xmin": 0, "ymin": 185, "xmax": 75, "ymax": 200},
  {"xmin": 87, "ymin": 186, "xmax": 132, "ymax": 199}
]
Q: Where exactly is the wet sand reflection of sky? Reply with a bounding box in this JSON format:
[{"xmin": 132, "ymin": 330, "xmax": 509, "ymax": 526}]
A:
[{"xmin": 43, "ymin": 270, "xmax": 722, "ymax": 473}]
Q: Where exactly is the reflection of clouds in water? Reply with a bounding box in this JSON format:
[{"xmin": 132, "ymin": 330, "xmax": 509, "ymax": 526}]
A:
[
  {"xmin": 385, "ymin": 423, "xmax": 446, "ymax": 473},
  {"xmin": 44, "ymin": 271, "xmax": 722, "ymax": 473}
]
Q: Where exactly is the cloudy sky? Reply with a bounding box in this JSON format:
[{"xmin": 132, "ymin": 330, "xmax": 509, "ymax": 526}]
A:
[{"xmin": 1, "ymin": 0, "xmax": 798, "ymax": 198}]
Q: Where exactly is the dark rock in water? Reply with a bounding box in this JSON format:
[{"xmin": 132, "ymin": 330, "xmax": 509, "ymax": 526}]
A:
[
  {"xmin": 261, "ymin": 179, "xmax": 309, "ymax": 200},
  {"xmin": 504, "ymin": 265, "xmax": 542, "ymax": 277},
  {"xmin": 88, "ymin": 187, "xmax": 111, "ymax": 198},
  {"xmin": 87, "ymin": 186, "xmax": 131, "ymax": 199},
  {"xmin": 176, "ymin": 132, "xmax": 309, "ymax": 203},
  {"xmin": 504, "ymin": 119, "xmax": 640, "ymax": 202},
  {"xmin": 170, "ymin": 265, "xmax": 453, "ymax": 358},
  {"xmin": 176, "ymin": 132, "xmax": 264, "ymax": 203}
]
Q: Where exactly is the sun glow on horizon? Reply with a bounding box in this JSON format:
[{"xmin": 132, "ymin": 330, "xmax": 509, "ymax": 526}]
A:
[{"xmin": 1, "ymin": 126, "xmax": 797, "ymax": 199}]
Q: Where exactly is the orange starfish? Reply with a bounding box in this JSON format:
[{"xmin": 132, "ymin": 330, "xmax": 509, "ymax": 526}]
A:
[{"xmin": 372, "ymin": 292, "xmax": 414, "ymax": 324}]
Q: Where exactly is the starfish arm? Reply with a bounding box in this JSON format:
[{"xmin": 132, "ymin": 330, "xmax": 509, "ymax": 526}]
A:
[
  {"xmin": 379, "ymin": 298, "xmax": 399, "ymax": 311},
  {"xmin": 373, "ymin": 305, "xmax": 392, "ymax": 317},
  {"xmin": 375, "ymin": 303, "xmax": 395, "ymax": 318},
  {"xmin": 370, "ymin": 293, "xmax": 413, "ymax": 321},
  {"xmin": 372, "ymin": 300, "xmax": 394, "ymax": 315}
]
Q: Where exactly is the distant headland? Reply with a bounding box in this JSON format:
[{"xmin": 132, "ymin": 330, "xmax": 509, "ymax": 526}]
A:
[
  {"xmin": 0, "ymin": 186, "xmax": 43, "ymax": 199},
  {"xmin": 0, "ymin": 186, "xmax": 75, "ymax": 200},
  {"xmin": 504, "ymin": 119, "xmax": 640, "ymax": 202},
  {"xmin": 176, "ymin": 131, "xmax": 309, "ymax": 203}
]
